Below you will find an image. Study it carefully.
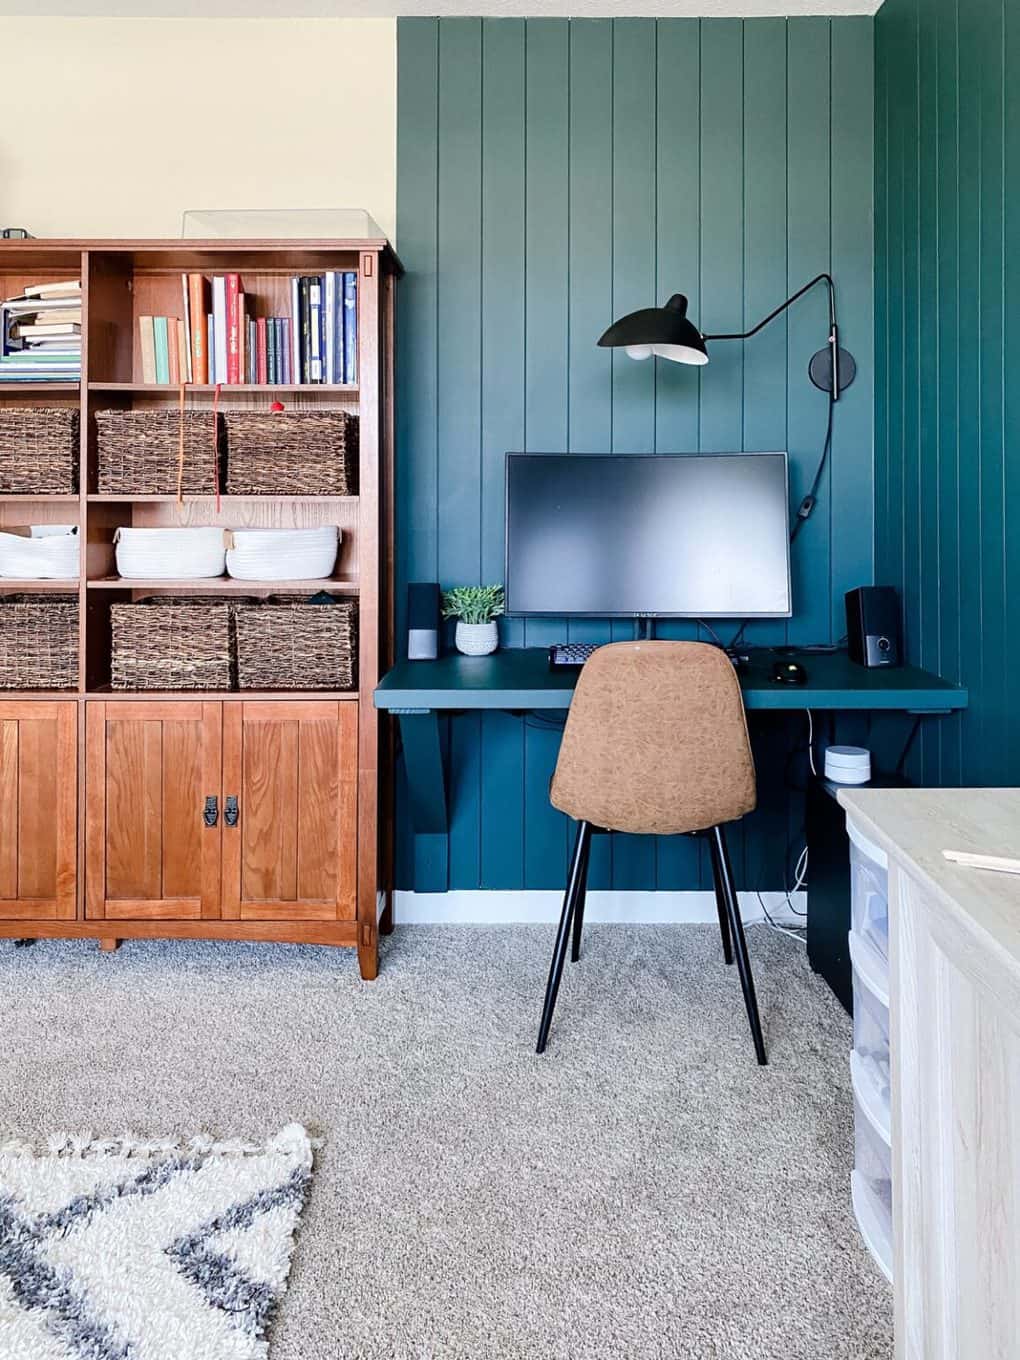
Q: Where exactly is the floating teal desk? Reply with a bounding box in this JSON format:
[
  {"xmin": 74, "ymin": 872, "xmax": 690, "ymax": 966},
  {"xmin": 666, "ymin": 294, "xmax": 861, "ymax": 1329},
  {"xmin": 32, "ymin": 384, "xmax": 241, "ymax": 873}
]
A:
[{"xmin": 374, "ymin": 648, "xmax": 967, "ymax": 891}]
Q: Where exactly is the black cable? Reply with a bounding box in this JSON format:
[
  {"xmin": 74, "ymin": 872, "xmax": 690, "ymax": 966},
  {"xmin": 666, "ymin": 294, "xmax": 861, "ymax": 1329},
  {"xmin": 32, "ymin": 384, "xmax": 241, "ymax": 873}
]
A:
[
  {"xmin": 695, "ymin": 618, "xmax": 727, "ymax": 649},
  {"xmin": 894, "ymin": 717, "xmax": 923, "ymax": 776},
  {"xmin": 728, "ymin": 620, "xmax": 748, "ymax": 651},
  {"xmin": 790, "ymin": 391, "xmax": 835, "ymax": 542}
]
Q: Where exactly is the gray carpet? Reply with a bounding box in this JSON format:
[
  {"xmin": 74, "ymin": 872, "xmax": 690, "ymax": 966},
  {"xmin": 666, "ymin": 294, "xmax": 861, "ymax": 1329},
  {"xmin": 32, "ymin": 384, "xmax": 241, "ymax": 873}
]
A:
[{"xmin": 0, "ymin": 925, "xmax": 893, "ymax": 1360}]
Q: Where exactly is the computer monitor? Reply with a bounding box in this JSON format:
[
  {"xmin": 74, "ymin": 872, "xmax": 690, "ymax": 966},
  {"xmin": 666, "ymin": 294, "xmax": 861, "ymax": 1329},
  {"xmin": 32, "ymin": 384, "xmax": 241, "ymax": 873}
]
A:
[{"xmin": 505, "ymin": 452, "xmax": 792, "ymax": 619}]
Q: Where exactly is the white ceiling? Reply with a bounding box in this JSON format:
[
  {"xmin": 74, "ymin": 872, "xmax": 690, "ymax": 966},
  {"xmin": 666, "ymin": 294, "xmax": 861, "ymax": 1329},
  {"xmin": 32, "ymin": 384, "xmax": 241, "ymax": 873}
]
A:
[{"xmin": 0, "ymin": 1, "xmax": 884, "ymax": 17}]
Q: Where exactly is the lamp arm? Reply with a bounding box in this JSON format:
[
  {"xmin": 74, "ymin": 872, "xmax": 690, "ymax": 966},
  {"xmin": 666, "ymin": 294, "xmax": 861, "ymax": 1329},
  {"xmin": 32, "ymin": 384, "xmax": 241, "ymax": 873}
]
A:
[{"xmin": 702, "ymin": 273, "xmax": 842, "ymax": 400}]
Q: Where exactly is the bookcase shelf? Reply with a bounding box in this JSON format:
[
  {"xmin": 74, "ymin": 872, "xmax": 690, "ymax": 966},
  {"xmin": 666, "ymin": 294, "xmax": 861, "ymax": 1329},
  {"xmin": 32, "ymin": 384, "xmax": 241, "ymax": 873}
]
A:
[
  {"xmin": 86, "ymin": 576, "xmax": 360, "ymax": 594},
  {"xmin": 0, "ymin": 236, "xmax": 399, "ymax": 977},
  {"xmin": 0, "ymin": 578, "xmax": 79, "ymax": 592},
  {"xmin": 89, "ymin": 383, "xmax": 359, "ymax": 395}
]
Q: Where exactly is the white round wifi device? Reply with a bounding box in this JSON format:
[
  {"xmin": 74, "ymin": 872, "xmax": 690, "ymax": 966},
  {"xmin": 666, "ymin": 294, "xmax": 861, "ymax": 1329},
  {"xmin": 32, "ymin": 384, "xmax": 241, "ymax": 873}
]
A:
[{"xmin": 824, "ymin": 745, "xmax": 871, "ymax": 785}]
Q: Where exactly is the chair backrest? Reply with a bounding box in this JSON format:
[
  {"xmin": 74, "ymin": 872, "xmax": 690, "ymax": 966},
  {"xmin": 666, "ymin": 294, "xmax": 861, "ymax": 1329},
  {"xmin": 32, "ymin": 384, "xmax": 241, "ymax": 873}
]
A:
[{"xmin": 550, "ymin": 641, "xmax": 757, "ymax": 835}]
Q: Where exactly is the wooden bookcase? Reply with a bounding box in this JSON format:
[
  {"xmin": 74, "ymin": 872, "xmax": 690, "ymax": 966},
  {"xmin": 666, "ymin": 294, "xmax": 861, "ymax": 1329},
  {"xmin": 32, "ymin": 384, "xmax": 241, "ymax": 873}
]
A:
[{"xmin": 0, "ymin": 239, "xmax": 399, "ymax": 978}]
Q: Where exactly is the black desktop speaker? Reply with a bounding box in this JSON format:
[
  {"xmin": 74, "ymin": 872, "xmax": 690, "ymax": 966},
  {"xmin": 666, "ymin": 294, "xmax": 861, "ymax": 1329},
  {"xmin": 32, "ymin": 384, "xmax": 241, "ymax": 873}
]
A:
[
  {"xmin": 845, "ymin": 586, "xmax": 901, "ymax": 668},
  {"xmin": 407, "ymin": 582, "xmax": 441, "ymax": 660}
]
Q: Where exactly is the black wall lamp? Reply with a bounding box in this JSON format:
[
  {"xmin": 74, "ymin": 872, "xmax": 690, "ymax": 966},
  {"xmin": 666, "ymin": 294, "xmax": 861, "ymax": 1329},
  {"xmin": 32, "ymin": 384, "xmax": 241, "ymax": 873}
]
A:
[{"xmin": 597, "ymin": 273, "xmax": 856, "ymax": 400}]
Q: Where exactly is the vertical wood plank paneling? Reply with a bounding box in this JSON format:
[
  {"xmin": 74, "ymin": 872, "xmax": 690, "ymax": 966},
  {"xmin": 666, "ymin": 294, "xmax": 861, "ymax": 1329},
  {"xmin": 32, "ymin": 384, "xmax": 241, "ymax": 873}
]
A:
[
  {"xmin": 1006, "ymin": 0, "xmax": 1020, "ymax": 784},
  {"xmin": 697, "ymin": 18, "xmax": 746, "ymax": 886},
  {"xmin": 916, "ymin": 2, "xmax": 940, "ymax": 783},
  {"xmin": 740, "ymin": 18, "xmax": 791, "ymax": 894},
  {"xmin": 954, "ymin": 0, "xmax": 982, "ymax": 786},
  {"xmin": 437, "ymin": 19, "xmax": 484, "ymax": 889},
  {"xmin": 480, "ymin": 18, "xmax": 527, "ymax": 888},
  {"xmin": 830, "ymin": 18, "xmax": 876, "ymax": 635},
  {"xmin": 785, "ymin": 18, "xmax": 833, "ymax": 648},
  {"xmin": 396, "ymin": 17, "xmax": 439, "ymax": 891},
  {"xmin": 877, "ymin": 0, "xmax": 1020, "ymax": 794},
  {"xmin": 397, "ymin": 16, "xmax": 876, "ymax": 890},
  {"xmin": 523, "ymin": 18, "xmax": 571, "ymax": 889},
  {"xmin": 610, "ymin": 17, "xmax": 658, "ymax": 890},
  {"xmin": 741, "ymin": 18, "xmax": 789, "ymax": 653},
  {"xmin": 934, "ymin": 0, "xmax": 961, "ymax": 785},
  {"xmin": 653, "ymin": 17, "xmax": 702, "ymax": 891},
  {"xmin": 568, "ymin": 18, "xmax": 615, "ymax": 889},
  {"xmin": 976, "ymin": 0, "xmax": 1006, "ymax": 787}
]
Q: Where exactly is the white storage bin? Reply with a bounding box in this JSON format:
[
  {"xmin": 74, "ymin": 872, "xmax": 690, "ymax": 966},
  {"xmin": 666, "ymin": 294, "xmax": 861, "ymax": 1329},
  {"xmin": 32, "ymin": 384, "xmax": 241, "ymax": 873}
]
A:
[
  {"xmin": 848, "ymin": 818, "xmax": 890, "ymax": 962},
  {"xmin": 850, "ymin": 929, "xmax": 890, "ymax": 1086},
  {"xmin": 0, "ymin": 525, "xmax": 79, "ymax": 579},
  {"xmin": 225, "ymin": 526, "xmax": 340, "ymax": 582},
  {"xmin": 114, "ymin": 527, "xmax": 227, "ymax": 580},
  {"xmin": 852, "ymin": 1083, "xmax": 893, "ymax": 1282}
]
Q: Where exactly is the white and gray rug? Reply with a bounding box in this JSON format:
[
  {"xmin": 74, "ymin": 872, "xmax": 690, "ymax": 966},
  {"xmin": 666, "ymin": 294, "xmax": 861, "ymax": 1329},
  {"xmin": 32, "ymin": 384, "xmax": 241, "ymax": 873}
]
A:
[{"xmin": 0, "ymin": 1123, "xmax": 313, "ymax": 1360}]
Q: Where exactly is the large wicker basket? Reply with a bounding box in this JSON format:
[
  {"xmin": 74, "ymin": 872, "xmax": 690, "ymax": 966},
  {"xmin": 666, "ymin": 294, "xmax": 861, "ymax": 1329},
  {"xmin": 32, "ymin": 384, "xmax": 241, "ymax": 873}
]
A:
[
  {"xmin": 224, "ymin": 411, "xmax": 358, "ymax": 496},
  {"xmin": 0, "ymin": 408, "xmax": 79, "ymax": 493},
  {"xmin": 95, "ymin": 409, "xmax": 222, "ymax": 495},
  {"xmin": 0, "ymin": 596, "xmax": 79, "ymax": 689},
  {"xmin": 110, "ymin": 597, "xmax": 245, "ymax": 691},
  {"xmin": 235, "ymin": 597, "xmax": 357, "ymax": 690}
]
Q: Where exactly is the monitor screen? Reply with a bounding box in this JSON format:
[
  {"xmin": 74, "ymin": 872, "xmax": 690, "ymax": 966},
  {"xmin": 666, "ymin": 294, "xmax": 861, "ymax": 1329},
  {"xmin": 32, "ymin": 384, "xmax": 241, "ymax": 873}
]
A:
[{"xmin": 505, "ymin": 452, "xmax": 792, "ymax": 618}]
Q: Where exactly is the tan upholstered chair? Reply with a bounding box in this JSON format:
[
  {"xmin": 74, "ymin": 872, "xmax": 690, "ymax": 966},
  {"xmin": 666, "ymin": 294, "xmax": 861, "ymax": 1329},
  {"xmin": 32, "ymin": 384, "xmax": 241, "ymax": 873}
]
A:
[{"xmin": 536, "ymin": 640, "xmax": 767, "ymax": 1064}]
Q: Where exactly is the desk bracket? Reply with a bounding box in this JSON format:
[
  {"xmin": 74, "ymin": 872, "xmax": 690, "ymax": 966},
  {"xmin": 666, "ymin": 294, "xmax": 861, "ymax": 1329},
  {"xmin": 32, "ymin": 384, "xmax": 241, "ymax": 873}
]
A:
[{"xmin": 394, "ymin": 709, "xmax": 448, "ymax": 893}]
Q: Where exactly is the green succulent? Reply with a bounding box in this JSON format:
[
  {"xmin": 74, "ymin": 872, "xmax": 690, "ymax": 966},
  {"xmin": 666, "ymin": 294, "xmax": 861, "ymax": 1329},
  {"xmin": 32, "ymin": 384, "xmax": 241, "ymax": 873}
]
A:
[{"xmin": 441, "ymin": 584, "xmax": 505, "ymax": 625}]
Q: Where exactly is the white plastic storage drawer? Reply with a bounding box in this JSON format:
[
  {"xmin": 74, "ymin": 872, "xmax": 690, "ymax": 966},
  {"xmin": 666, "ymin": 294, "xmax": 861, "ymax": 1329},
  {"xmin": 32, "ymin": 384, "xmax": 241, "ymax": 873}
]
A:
[
  {"xmin": 847, "ymin": 818, "xmax": 890, "ymax": 964},
  {"xmin": 852, "ymin": 1082, "xmax": 893, "ymax": 1282},
  {"xmin": 850, "ymin": 930, "xmax": 890, "ymax": 1107}
]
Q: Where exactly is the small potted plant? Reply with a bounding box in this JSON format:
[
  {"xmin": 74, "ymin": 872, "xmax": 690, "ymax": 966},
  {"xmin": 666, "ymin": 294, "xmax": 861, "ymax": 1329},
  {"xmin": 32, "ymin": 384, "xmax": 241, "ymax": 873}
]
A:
[{"xmin": 442, "ymin": 584, "xmax": 504, "ymax": 656}]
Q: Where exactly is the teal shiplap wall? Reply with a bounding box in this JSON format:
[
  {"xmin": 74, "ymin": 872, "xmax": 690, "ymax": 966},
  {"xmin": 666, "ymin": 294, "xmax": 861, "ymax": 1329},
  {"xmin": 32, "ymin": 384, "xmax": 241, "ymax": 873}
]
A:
[
  {"xmin": 875, "ymin": 0, "xmax": 1019, "ymax": 788},
  {"xmin": 396, "ymin": 16, "xmax": 875, "ymax": 891}
]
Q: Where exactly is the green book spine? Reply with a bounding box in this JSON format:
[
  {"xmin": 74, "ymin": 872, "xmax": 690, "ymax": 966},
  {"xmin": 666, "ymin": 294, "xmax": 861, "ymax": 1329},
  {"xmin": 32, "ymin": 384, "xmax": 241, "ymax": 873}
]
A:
[{"xmin": 153, "ymin": 317, "xmax": 170, "ymax": 385}]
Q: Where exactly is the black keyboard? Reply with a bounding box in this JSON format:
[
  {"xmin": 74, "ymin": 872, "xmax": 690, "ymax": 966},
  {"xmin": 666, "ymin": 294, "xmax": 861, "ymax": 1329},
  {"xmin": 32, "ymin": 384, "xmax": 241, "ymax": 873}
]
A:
[{"xmin": 549, "ymin": 642, "xmax": 603, "ymax": 669}]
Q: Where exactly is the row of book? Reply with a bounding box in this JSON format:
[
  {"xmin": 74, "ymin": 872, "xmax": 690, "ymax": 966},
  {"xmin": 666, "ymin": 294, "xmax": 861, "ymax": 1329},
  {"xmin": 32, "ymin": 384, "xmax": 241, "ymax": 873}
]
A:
[
  {"xmin": 0, "ymin": 278, "xmax": 81, "ymax": 383},
  {"xmin": 138, "ymin": 272, "xmax": 358, "ymax": 386}
]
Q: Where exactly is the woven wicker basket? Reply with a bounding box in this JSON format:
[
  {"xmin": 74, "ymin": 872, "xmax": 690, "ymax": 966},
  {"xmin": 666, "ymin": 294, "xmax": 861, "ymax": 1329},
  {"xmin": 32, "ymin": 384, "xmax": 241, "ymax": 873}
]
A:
[
  {"xmin": 224, "ymin": 411, "xmax": 358, "ymax": 496},
  {"xmin": 95, "ymin": 409, "xmax": 223, "ymax": 495},
  {"xmin": 110, "ymin": 597, "xmax": 247, "ymax": 691},
  {"xmin": 0, "ymin": 408, "xmax": 79, "ymax": 493},
  {"xmin": 235, "ymin": 597, "xmax": 357, "ymax": 690},
  {"xmin": 0, "ymin": 596, "xmax": 79, "ymax": 690}
]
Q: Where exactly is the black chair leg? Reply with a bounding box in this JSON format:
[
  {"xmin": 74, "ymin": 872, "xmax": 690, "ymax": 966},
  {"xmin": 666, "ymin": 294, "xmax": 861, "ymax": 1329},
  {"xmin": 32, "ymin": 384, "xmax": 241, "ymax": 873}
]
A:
[
  {"xmin": 711, "ymin": 824, "xmax": 768, "ymax": 1066},
  {"xmin": 570, "ymin": 826, "xmax": 593, "ymax": 963},
  {"xmin": 537, "ymin": 820, "xmax": 593, "ymax": 1054},
  {"xmin": 707, "ymin": 833, "xmax": 735, "ymax": 966}
]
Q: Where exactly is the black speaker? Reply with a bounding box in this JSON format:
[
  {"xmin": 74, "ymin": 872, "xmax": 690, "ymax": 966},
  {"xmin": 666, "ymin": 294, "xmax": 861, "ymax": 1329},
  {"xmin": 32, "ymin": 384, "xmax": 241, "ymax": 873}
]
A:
[
  {"xmin": 407, "ymin": 582, "xmax": 440, "ymax": 660},
  {"xmin": 845, "ymin": 586, "xmax": 901, "ymax": 668}
]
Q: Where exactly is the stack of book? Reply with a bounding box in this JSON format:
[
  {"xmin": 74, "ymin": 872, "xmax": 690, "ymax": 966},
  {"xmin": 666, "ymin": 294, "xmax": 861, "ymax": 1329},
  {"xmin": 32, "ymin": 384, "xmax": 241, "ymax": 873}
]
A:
[
  {"xmin": 0, "ymin": 279, "xmax": 81, "ymax": 383},
  {"xmin": 137, "ymin": 271, "xmax": 358, "ymax": 386}
]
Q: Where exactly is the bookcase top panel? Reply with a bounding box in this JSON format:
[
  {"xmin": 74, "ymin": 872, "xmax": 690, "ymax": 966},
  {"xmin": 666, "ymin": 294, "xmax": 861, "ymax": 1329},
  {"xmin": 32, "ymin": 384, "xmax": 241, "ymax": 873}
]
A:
[{"xmin": 0, "ymin": 239, "xmax": 403, "ymax": 276}]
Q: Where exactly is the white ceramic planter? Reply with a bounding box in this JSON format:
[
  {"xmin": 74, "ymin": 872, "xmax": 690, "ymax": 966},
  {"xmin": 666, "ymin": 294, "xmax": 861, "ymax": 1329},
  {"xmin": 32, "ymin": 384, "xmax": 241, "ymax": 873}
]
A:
[{"xmin": 456, "ymin": 620, "xmax": 498, "ymax": 656}]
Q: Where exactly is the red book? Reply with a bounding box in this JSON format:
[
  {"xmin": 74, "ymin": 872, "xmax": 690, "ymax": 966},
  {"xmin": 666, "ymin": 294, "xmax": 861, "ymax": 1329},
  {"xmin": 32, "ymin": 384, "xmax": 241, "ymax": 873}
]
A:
[
  {"xmin": 226, "ymin": 273, "xmax": 242, "ymax": 383},
  {"xmin": 256, "ymin": 317, "xmax": 268, "ymax": 385}
]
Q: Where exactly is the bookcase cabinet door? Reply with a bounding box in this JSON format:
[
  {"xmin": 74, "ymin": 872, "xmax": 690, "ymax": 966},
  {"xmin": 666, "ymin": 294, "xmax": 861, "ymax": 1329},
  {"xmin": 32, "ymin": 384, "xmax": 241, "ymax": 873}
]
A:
[
  {"xmin": 85, "ymin": 702, "xmax": 222, "ymax": 921},
  {"xmin": 0, "ymin": 702, "xmax": 77, "ymax": 921},
  {"xmin": 222, "ymin": 702, "xmax": 357, "ymax": 922}
]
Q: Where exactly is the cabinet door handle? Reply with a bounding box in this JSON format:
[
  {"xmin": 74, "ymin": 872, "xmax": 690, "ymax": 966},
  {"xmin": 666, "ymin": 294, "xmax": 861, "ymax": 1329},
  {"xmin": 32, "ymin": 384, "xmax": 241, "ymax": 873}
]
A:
[
  {"xmin": 224, "ymin": 795, "xmax": 239, "ymax": 828},
  {"xmin": 203, "ymin": 796, "xmax": 219, "ymax": 828}
]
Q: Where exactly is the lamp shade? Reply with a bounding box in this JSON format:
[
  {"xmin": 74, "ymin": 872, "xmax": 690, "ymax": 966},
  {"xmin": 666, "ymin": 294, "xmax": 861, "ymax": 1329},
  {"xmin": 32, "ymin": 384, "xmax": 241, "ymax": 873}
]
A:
[{"xmin": 597, "ymin": 293, "xmax": 709, "ymax": 366}]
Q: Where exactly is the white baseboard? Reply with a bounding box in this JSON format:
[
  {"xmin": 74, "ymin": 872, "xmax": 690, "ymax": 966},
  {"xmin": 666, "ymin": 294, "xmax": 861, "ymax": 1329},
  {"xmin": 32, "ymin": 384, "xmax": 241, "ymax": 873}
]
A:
[{"xmin": 393, "ymin": 889, "xmax": 807, "ymax": 927}]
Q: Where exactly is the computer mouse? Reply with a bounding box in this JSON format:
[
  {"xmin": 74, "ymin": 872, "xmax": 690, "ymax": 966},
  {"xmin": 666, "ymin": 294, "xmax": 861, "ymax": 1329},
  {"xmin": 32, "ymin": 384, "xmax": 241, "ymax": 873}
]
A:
[{"xmin": 771, "ymin": 659, "xmax": 807, "ymax": 685}]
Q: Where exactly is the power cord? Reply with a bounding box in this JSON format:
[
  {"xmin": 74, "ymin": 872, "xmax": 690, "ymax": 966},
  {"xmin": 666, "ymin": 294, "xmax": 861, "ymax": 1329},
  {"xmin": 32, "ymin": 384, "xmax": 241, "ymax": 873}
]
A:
[{"xmin": 790, "ymin": 391, "xmax": 835, "ymax": 542}]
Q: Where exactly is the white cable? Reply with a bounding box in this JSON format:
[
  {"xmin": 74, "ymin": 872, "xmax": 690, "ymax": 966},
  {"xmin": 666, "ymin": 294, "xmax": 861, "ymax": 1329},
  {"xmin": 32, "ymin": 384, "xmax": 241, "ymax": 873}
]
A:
[{"xmin": 807, "ymin": 708, "xmax": 817, "ymax": 777}]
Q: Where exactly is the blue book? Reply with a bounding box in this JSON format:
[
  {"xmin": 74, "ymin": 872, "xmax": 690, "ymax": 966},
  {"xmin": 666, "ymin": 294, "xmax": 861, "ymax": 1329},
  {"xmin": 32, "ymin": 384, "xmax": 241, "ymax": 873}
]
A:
[
  {"xmin": 281, "ymin": 319, "xmax": 292, "ymax": 385},
  {"xmin": 342, "ymin": 272, "xmax": 357, "ymax": 384},
  {"xmin": 153, "ymin": 317, "xmax": 170, "ymax": 384}
]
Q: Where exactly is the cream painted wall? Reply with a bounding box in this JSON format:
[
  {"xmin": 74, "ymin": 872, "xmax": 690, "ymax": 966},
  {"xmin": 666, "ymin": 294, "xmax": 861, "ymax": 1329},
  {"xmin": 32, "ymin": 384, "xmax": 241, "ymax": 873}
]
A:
[{"xmin": 0, "ymin": 17, "xmax": 396, "ymax": 243}]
